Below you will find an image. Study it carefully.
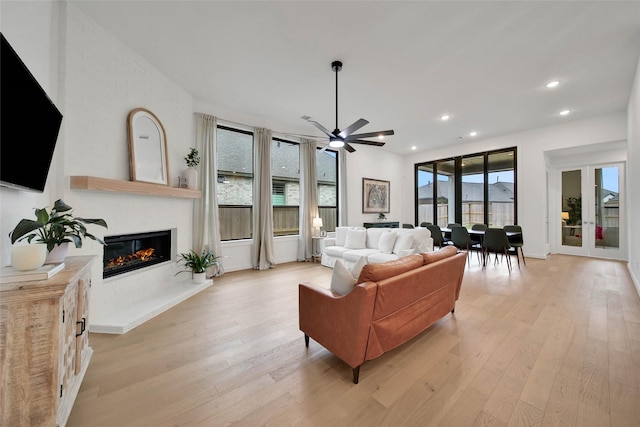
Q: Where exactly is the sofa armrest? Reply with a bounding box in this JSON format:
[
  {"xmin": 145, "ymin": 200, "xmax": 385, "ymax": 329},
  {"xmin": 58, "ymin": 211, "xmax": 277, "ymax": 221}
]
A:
[
  {"xmin": 319, "ymin": 237, "xmax": 335, "ymax": 252},
  {"xmin": 299, "ymin": 281, "xmax": 378, "ymax": 369}
]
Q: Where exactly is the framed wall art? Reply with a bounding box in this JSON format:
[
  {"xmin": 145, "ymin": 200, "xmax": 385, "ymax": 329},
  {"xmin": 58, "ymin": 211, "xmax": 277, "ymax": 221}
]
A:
[
  {"xmin": 127, "ymin": 108, "xmax": 169, "ymax": 185},
  {"xmin": 362, "ymin": 178, "xmax": 390, "ymax": 214}
]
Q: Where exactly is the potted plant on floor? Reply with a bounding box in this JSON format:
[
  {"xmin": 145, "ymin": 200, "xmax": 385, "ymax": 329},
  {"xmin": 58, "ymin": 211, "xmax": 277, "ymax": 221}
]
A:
[
  {"xmin": 176, "ymin": 249, "xmax": 222, "ymax": 283},
  {"xmin": 9, "ymin": 199, "xmax": 108, "ymax": 264}
]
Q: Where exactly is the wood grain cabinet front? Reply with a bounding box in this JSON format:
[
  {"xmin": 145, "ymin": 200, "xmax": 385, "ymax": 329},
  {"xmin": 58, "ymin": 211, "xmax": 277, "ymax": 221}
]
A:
[{"xmin": 0, "ymin": 256, "xmax": 95, "ymax": 427}]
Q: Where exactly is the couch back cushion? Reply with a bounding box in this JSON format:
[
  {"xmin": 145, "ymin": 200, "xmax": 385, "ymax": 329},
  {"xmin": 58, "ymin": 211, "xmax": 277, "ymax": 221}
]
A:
[
  {"xmin": 366, "ymin": 228, "xmax": 389, "ymax": 249},
  {"xmin": 392, "ymin": 232, "xmax": 414, "ymax": 254},
  {"xmin": 357, "ymin": 254, "xmax": 423, "ymax": 283},
  {"xmin": 406, "ymin": 227, "xmax": 432, "ymax": 253},
  {"xmin": 335, "ymin": 226, "xmax": 353, "ymax": 246},
  {"xmin": 344, "ymin": 229, "xmax": 367, "ymax": 249},
  {"xmin": 421, "ymin": 246, "xmax": 457, "ymax": 264},
  {"xmin": 378, "ymin": 231, "xmax": 397, "ymax": 254}
]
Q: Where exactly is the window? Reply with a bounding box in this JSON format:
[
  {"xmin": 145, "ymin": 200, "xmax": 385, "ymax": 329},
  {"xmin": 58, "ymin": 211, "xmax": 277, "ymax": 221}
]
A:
[
  {"xmin": 415, "ymin": 148, "xmax": 517, "ymax": 228},
  {"xmin": 317, "ymin": 149, "xmax": 338, "ymax": 232},
  {"xmin": 216, "ymin": 126, "xmax": 253, "ymax": 240},
  {"xmin": 271, "ymin": 139, "xmax": 300, "ymax": 236}
]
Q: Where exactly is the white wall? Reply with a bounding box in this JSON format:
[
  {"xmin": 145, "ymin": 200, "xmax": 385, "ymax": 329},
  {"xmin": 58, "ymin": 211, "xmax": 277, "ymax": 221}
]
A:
[
  {"xmin": 628, "ymin": 56, "xmax": 640, "ymax": 294},
  {"xmin": 402, "ymin": 112, "xmax": 627, "ymax": 259},
  {"xmin": 0, "ymin": 1, "xmax": 61, "ymax": 266}
]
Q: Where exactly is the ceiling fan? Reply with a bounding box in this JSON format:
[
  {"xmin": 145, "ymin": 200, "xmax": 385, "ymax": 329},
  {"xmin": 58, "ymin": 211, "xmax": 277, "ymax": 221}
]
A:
[{"xmin": 302, "ymin": 60, "xmax": 394, "ymax": 153}]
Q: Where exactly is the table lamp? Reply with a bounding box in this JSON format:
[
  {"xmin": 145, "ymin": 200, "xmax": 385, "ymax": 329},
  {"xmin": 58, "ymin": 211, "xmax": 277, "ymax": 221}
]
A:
[
  {"xmin": 312, "ymin": 217, "xmax": 323, "ymax": 237},
  {"xmin": 561, "ymin": 211, "xmax": 569, "ymax": 223}
]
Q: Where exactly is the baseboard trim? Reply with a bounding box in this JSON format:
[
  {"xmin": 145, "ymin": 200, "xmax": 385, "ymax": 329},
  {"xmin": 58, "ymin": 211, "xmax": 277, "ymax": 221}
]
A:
[{"xmin": 629, "ymin": 265, "xmax": 640, "ymax": 298}]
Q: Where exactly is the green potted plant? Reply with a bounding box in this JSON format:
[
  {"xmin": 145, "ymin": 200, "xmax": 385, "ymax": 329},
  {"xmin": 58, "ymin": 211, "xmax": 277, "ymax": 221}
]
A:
[
  {"xmin": 9, "ymin": 199, "xmax": 108, "ymax": 263},
  {"xmin": 176, "ymin": 249, "xmax": 222, "ymax": 283},
  {"xmin": 183, "ymin": 147, "xmax": 200, "ymax": 190},
  {"xmin": 378, "ymin": 212, "xmax": 387, "ymax": 221}
]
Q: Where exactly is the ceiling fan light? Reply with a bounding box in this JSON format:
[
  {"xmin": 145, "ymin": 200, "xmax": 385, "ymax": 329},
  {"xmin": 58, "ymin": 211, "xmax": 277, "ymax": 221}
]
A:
[{"xmin": 329, "ymin": 137, "xmax": 344, "ymax": 148}]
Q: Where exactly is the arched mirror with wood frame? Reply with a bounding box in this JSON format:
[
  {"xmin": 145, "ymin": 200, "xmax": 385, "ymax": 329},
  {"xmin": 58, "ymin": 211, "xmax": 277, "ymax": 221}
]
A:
[{"xmin": 127, "ymin": 108, "xmax": 169, "ymax": 185}]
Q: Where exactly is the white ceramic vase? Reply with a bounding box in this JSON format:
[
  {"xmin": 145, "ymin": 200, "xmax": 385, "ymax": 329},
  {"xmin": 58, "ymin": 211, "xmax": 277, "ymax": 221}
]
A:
[
  {"xmin": 45, "ymin": 242, "xmax": 69, "ymax": 264},
  {"xmin": 193, "ymin": 272, "xmax": 206, "ymax": 284},
  {"xmin": 184, "ymin": 167, "xmax": 198, "ymax": 190},
  {"xmin": 11, "ymin": 243, "xmax": 47, "ymax": 271}
]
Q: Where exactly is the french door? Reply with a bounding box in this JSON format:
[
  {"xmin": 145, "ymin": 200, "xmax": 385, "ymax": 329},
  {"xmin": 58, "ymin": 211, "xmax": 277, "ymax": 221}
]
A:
[{"xmin": 558, "ymin": 163, "xmax": 625, "ymax": 260}]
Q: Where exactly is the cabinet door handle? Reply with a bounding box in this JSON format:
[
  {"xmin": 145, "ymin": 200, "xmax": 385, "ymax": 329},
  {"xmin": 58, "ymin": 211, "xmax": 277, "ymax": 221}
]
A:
[{"xmin": 76, "ymin": 317, "xmax": 86, "ymax": 337}]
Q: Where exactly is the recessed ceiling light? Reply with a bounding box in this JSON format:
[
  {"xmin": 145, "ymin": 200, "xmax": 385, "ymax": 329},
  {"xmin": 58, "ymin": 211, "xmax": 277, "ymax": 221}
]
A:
[
  {"xmin": 469, "ymin": 131, "xmax": 477, "ymax": 137},
  {"xmin": 378, "ymin": 135, "xmax": 384, "ymax": 140},
  {"xmin": 559, "ymin": 110, "xmax": 571, "ymax": 116},
  {"xmin": 411, "ymin": 146, "xmax": 417, "ymax": 150},
  {"xmin": 440, "ymin": 114, "xmax": 450, "ymax": 121},
  {"xmin": 546, "ymin": 80, "xmax": 560, "ymax": 88}
]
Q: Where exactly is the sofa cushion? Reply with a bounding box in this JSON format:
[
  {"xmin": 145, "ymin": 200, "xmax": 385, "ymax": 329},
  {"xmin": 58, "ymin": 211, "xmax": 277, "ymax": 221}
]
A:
[
  {"xmin": 345, "ymin": 229, "xmax": 367, "ymax": 249},
  {"xmin": 421, "ymin": 246, "xmax": 458, "ymax": 264},
  {"xmin": 378, "ymin": 231, "xmax": 397, "ymax": 254},
  {"xmin": 335, "ymin": 226, "xmax": 352, "ymax": 247},
  {"xmin": 324, "ymin": 245, "xmax": 352, "ymax": 258},
  {"xmin": 392, "ymin": 232, "xmax": 413, "ymax": 254},
  {"xmin": 343, "ymin": 248, "xmax": 379, "ymax": 263},
  {"xmin": 410, "ymin": 227, "xmax": 432, "ymax": 252},
  {"xmin": 366, "ymin": 228, "xmax": 389, "ymax": 249},
  {"xmin": 357, "ymin": 254, "xmax": 424, "ymax": 283}
]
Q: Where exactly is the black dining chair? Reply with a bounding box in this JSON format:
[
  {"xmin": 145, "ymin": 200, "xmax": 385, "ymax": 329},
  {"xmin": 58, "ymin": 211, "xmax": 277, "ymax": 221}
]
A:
[
  {"xmin": 451, "ymin": 226, "xmax": 479, "ymax": 266},
  {"xmin": 482, "ymin": 227, "xmax": 514, "ymax": 273},
  {"xmin": 402, "ymin": 223, "xmax": 415, "ymax": 229},
  {"xmin": 447, "ymin": 223, "xmax": 461, "ymax": 228},
  {"xmin": 420, "ymin": 222, "xmax": 432, "ymax": 227},
  {"xmin": 471, "ymin": 223, "xmax": 487, "ymax": 249},
  {"xmin": 503, "ymin": 225, "xmax": 525, "ymax": 267},
  {"xmin": 426, "ymin": 224, "xmax": 445, "ymax": 249}
]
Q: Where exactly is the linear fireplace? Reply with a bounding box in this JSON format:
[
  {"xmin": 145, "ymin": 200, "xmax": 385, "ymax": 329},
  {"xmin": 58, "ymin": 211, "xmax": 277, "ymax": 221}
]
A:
[{"xmin": 103, "ymin": 229, "xmax": 176, "ymax": 279}]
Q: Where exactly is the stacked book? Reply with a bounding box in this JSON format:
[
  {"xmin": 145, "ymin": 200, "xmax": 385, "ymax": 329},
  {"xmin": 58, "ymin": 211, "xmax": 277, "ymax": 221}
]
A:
[{"xmin": 0, "ymin": 263, "xmax": 65, "ymax": 284}]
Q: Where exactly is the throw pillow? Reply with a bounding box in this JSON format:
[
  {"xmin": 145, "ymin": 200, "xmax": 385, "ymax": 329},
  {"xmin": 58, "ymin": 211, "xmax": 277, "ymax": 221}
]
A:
[
  {"xmin": 344, "ymin": 229, "xmax": 367, "ymax": 249},
  {"xmin": 393, "ymin": 232, "xmax": 413, "ymax": 254},
  {"xmin": 330, "ymin": 259, "xmax": 358, "ymax": 295},
  {"xmin": 351, "ymin": 256, "xmax": 367, "ymax": 279},
  {"xmin": 378, "ymin": 231, "xmax": 397, "ymax": 254}
]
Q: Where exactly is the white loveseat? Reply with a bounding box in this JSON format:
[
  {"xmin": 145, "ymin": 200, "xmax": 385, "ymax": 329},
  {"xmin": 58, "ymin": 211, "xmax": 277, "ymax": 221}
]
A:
[{"xmin": 320, "ymin": 226, "xmax": 433, "ymax": 269}]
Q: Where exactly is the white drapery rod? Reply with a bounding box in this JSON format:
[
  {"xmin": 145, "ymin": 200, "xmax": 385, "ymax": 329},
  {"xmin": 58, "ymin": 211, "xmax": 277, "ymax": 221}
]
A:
[{"xmin": 193, "ymin": 111, "xmax": 324, "ymax": 142}]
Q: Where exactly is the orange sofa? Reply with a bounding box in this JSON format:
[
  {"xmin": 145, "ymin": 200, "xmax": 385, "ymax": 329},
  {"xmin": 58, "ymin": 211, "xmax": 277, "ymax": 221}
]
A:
[{"xmin": 298, "ymin": 246, "xmax": 467, "ymax": 383}]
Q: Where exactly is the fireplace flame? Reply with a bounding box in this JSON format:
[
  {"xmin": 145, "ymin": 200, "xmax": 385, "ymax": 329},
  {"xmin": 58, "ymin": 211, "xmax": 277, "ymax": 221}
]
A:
[{"xmin": 106, "ymin": 248, "xmax": 156, "ymax": 268}]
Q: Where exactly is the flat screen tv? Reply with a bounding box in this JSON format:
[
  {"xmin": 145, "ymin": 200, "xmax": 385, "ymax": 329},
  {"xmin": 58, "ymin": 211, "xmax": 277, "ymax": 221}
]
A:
[{"xmin": 1, "ymin": 32, "xmax": 63, "ymax": 192}]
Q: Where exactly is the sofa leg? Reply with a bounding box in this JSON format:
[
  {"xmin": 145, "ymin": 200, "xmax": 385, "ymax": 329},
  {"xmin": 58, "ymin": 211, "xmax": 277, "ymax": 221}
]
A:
[
  {"xmin": 353, "ymin": 366, "xmax": 360, "ymax": 384},
  {"xmin": 304, "ymin": 334, "xmax": 309, "ymax": 347}
]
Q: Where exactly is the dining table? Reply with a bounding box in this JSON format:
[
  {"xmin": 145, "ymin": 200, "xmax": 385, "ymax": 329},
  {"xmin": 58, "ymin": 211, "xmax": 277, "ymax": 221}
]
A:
[{"xmin": 440, "ymin": 227, "xmax": 522, "ymax": 267}]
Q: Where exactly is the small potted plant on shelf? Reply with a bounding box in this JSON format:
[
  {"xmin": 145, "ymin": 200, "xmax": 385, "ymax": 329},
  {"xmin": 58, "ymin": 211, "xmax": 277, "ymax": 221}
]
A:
[
  {"xmin": 378, "ymin": 213, "xmax": 386, "ymax": 221},
  {"xmin": 9, "ymin": 199, "xmax": 108, "ymax": 264},
  {"xmin": 183, "ymin": 147, "xmax": 200, "ymax": 190},
  {"xmin": 176, "ymin": 249, "xmax": 222, "ymax": 284}
]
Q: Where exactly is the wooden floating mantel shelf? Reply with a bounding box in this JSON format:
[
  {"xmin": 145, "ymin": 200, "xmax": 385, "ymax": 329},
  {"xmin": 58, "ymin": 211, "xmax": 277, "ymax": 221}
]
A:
[{"xmin": 70, "ymin": 176, "xmax": 201, "ymax": 199}]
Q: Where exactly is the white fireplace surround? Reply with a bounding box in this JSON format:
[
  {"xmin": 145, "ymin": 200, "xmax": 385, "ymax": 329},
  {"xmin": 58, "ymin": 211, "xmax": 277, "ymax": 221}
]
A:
[{"xmin": 89, "ymin": 228, "xmax": 214, "ymax": 334}]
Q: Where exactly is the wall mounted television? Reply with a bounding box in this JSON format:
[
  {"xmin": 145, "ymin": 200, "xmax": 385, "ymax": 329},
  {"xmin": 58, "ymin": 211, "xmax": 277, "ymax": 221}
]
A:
[{"xmin": 1, "ymin": 32, "xmax": 63, "ymax": 193}]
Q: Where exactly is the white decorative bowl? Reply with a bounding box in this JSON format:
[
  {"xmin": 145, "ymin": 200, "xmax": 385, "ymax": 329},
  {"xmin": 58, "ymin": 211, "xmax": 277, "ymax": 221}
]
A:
[{"xmin": 11, "ymin": 243, "xmax": 48, "ymax": 271}]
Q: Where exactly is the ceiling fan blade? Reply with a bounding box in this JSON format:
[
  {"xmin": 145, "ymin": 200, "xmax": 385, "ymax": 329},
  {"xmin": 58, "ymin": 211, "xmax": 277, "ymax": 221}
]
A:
[
  {"xmin": 349, "ymin": 139, "xmax": 386, "ymax": 147},
  {"xmin": 344, "ymin": 143, "xmax": 356, "ymax": 153},
  {"xmin": 318, "ymin": 143, "xmax": 329, "ymax": 154},
  {"xmin": 344, "ymin": 129, "xmax": 394, "ymax": 142},
  {"xmin": 337, "ymin": 118, "xmax": 369, "ymax": 139},
  {"xmin": 302, "ymin": 116, "xmax": 334, "ymax": 138}
]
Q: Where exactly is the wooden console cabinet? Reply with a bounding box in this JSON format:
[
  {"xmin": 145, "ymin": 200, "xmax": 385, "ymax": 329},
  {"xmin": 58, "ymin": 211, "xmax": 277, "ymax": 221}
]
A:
[{"xmin": 0, "ymin": 256, "xmax": 95, "ymax": 427}]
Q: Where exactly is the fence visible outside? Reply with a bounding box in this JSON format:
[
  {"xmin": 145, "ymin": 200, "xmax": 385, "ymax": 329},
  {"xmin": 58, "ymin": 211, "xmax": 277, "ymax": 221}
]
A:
[
  {"xmin": 219, "ymin": 206, "xmax": 337, "ymax": 240},
  {"xmin": 418, "ymin": 202, "xmax": 515, "ymax": 228}
]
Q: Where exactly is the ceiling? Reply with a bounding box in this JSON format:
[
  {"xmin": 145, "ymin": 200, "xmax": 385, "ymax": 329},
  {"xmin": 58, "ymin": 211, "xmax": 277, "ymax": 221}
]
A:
[{"xmin": 70, "ymin": 1, "xmax": 640, "ymax": 155}]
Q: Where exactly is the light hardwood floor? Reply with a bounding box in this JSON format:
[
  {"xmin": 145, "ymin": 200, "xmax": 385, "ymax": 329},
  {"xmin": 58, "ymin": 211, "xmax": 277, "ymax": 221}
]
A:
[{"xmin": 67, "ymin": 254, "xmax": 640, "ymax": 426}]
